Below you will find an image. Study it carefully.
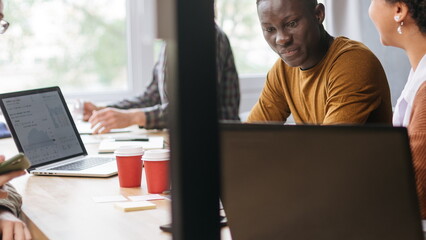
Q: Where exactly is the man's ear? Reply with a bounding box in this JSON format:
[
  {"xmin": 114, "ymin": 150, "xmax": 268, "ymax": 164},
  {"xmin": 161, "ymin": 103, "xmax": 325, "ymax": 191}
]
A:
[{"xmin": 314, "ymin": 3, "xmax": 325, "ymax": 24}]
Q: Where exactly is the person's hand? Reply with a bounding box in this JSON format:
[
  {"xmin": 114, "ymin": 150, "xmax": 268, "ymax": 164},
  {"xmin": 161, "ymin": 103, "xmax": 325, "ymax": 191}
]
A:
[
  {"xmin": 88, "ymin": 108, "xmax": 146, "ymax": 134},
  {"xmin": 0, "ymin": 156, "xmax": 25, "ymax": 199},
  {"xmin": 83, "ymin": 101, "xmax": 104, "ymax": 121},
  {"xmin": 0, "ymin": 209, "xmax": 32, "ymax": 240}
]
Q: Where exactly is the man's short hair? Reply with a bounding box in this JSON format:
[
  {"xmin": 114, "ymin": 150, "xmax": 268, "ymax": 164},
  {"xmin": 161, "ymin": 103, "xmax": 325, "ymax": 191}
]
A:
[
  {"xmin": 257, "ymin": 0, "xmax": 318, "ymax": 9},
  {"xmin": 305, "ymin": 0, "xmax": 318, "ymax": 9}
]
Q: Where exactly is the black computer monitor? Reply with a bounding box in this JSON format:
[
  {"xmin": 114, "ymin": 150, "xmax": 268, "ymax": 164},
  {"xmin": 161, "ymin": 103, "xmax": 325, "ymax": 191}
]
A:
[{"xmin": 220, "ymin": 123, "xmax": 423, "ymax": 240}]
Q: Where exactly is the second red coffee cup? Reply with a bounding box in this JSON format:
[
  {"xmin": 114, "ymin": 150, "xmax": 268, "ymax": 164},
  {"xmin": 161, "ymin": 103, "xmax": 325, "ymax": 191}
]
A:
[
  {"xmin": 115, "ymin": 145, "xmax": 144, "ymax": 188},
  {"xmin": 142, "ymin": 149, "xmax": 170, "ymax": 193}
]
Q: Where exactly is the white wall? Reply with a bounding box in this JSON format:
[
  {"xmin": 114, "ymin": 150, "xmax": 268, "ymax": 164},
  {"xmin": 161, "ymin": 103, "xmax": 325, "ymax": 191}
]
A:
[{"xmin": 239, "ymin": 75, "xmax": 265, "ymax": 113}]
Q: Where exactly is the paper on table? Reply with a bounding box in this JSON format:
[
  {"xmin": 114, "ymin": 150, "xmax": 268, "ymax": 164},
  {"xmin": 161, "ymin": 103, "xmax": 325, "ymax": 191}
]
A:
[
  {"xmin": 115, "ymin": 201, "xmax": 156, "ymax": 212},
  {"xmin": 128, "ymin": 194, "xmax": 166, "ymax": 201},
  {"xmin": 107, "ymin": 134, "xmax": 150, "ymax": 141},
  {"xmin": 98, "ymin": 137, "xmax": 164, "ymax": 153}
]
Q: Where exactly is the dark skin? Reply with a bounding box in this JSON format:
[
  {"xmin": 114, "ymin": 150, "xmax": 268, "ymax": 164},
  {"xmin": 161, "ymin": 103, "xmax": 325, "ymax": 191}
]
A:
[{"xmin": 257, "ymin": 0, "xmax": 334, "ymax": 70}]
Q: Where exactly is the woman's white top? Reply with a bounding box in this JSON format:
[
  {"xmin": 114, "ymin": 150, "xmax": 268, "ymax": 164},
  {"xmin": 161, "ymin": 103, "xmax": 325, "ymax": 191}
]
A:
[{"xmin": 393, "ymin": 54, "xmax": 426, "ymax": 126}]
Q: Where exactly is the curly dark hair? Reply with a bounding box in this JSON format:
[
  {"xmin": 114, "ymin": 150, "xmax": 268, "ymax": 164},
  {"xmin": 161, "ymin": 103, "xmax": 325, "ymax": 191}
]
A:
[{"xmin": 385, "ymin": 0, "xmax": 426, "ymax": 33}]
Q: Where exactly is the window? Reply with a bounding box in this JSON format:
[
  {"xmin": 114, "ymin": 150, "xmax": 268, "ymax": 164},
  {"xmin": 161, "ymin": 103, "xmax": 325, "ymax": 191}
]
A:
[
  {"xmin": 0, "ymin": 0, "xmax": 154, "ymax": 102},
  {"xmin": 216, "ymin": 0, "xmax": 276, "ymax": 76}
]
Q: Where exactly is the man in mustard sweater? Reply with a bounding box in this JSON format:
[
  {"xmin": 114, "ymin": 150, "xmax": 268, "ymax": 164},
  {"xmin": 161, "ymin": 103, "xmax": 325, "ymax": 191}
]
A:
[{"xmin": 248, "ymin": 0, "xmax": 392, "ymax": 124}]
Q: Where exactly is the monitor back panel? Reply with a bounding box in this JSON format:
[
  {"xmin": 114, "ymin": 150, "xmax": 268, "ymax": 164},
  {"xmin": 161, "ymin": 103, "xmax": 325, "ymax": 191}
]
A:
[{"xmin": 220, "ymin": 123, "xmax": 423, "ymax": 240}]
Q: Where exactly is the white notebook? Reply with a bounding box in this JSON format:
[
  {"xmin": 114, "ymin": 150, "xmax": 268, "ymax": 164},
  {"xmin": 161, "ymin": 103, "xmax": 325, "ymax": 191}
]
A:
[{"xmin": 98, "ymin": 137, "xmax": 164, "ymax": 153}]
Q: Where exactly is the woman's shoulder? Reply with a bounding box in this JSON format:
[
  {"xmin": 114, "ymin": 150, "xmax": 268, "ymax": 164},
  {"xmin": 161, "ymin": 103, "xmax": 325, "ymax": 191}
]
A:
[
  {"xmin": 410, "ymin": 81, "xmax": 426, "ymax": 131},
  {"xmin": 416, "ymin": 81, "xmax": 426, "ymax": 99}
]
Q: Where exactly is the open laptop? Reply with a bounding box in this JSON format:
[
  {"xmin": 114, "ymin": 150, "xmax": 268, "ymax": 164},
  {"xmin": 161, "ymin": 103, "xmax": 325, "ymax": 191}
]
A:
[
  {"xmin": 0, "ymin": 87, "xmax": 117, "ymax": 177},
  {"xmin": 220, "ymin": 123, "xmax": 424, "ymax": 240}
]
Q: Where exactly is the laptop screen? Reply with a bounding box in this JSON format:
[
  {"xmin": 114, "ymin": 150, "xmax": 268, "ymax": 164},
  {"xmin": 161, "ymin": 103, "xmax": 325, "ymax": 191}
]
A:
[{"xmin": 0, "ymin": 87, "xmax": 87, "ymax": 168}]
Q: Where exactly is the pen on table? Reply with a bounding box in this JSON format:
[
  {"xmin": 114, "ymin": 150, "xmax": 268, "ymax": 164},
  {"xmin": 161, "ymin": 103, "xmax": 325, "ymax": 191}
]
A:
[{"xmin": 114, "ymin": 138, "xmax": 149, "ymax": 142}]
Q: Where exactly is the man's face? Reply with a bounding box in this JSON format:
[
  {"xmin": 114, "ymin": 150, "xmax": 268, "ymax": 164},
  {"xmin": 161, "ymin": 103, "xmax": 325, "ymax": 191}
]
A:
[{"xmin": 257, "ymin": 0, "xmax": 323, "ymax": 69}]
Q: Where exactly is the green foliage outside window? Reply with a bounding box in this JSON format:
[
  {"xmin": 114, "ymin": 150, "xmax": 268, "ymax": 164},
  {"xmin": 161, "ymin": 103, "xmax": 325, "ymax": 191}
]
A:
[
  {"xmin": 0, "ymin": 0, "xmax": 127, "ymax": 93},
  {"xmin": 216, "ymin": 0, "xmax": 278, "ymax": 75}
]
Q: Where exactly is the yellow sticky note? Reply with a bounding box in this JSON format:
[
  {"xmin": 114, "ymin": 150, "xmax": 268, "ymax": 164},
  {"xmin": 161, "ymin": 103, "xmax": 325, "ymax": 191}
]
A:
[{"xmin": 115, "ymin": 201, "xmax": 156, "ymax": 212}]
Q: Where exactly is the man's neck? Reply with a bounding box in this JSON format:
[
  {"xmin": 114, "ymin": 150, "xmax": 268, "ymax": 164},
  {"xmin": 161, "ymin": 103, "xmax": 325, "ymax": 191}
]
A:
[{"xmin": 300, "ymin": 32, "xmax": 334, "ymax": 71}]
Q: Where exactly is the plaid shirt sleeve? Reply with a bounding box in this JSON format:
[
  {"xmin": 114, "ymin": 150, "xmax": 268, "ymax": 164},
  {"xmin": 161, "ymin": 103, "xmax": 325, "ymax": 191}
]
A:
[
  {"xmin": 108, "ymin": 44, "xmax": 168, "ymax": 129},
  {"xmin": 215, "ymin": 25, "xmax": 240, "ymax": 120},
  {"xmin": 141, "ymin": 104, "xmax": 168, "ymax": 129},
  {"xmin": 108, "ymin": 67, "xmax": 161, "ymax": 110},
  {"xmin": 108, "ymin": 27, "xmax": 240, "ymax": 128}
]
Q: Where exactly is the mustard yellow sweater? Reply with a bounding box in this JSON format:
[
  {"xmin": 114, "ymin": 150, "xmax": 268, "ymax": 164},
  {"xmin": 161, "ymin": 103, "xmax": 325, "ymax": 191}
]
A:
[{"xmin": 248, "ymin": 37, "xmax": 392, "ymax": 125}]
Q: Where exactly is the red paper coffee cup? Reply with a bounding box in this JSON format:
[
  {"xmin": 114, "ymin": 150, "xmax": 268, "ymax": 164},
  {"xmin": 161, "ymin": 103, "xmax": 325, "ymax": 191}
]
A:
[
  {"xmin": 142, "ymin": 149, "xmax": 170, "ymax": 193},
  {"xmin": 115, "ymin": 145, "xmax": 144, "ymax": 188}
]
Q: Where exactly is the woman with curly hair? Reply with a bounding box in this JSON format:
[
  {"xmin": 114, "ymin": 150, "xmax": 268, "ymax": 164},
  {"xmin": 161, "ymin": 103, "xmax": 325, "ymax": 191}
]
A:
[{"xmin": 369, "ymin": 0, "xmax": 426, "ymax": 218}]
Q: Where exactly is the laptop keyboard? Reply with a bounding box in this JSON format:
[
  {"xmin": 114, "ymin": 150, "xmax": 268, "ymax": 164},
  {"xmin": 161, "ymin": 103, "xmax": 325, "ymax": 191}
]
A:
[{"xmin": 50, "ymin": 157, "xmax": 115, "ymax": 171}]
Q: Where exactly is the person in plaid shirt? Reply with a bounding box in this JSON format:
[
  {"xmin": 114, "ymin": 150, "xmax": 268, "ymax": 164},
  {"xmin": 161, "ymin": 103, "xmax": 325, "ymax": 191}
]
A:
[{"xmin": 84, "ymin": 24, "xmax": 240, "ymax": 134}]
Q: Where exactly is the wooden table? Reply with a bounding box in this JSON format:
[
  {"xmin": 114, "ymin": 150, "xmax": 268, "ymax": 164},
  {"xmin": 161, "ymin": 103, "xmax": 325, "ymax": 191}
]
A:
[
  {"xmin": 12, "ymin": 171, "xmax": 172, "ymax": 240},
  {"xmin": 1, "ymin": 128, "xmax": 231, "ymax": 239}
]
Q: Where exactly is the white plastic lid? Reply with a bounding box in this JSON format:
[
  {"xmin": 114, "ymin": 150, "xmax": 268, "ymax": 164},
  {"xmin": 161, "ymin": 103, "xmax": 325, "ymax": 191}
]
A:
[
  {"xmin": 142, "ymin": 149, "xmax": 170, "ymax": 161},
  {"xmin": 114, "ymin": 145, "xmax": 144, "ymax": 156}
]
